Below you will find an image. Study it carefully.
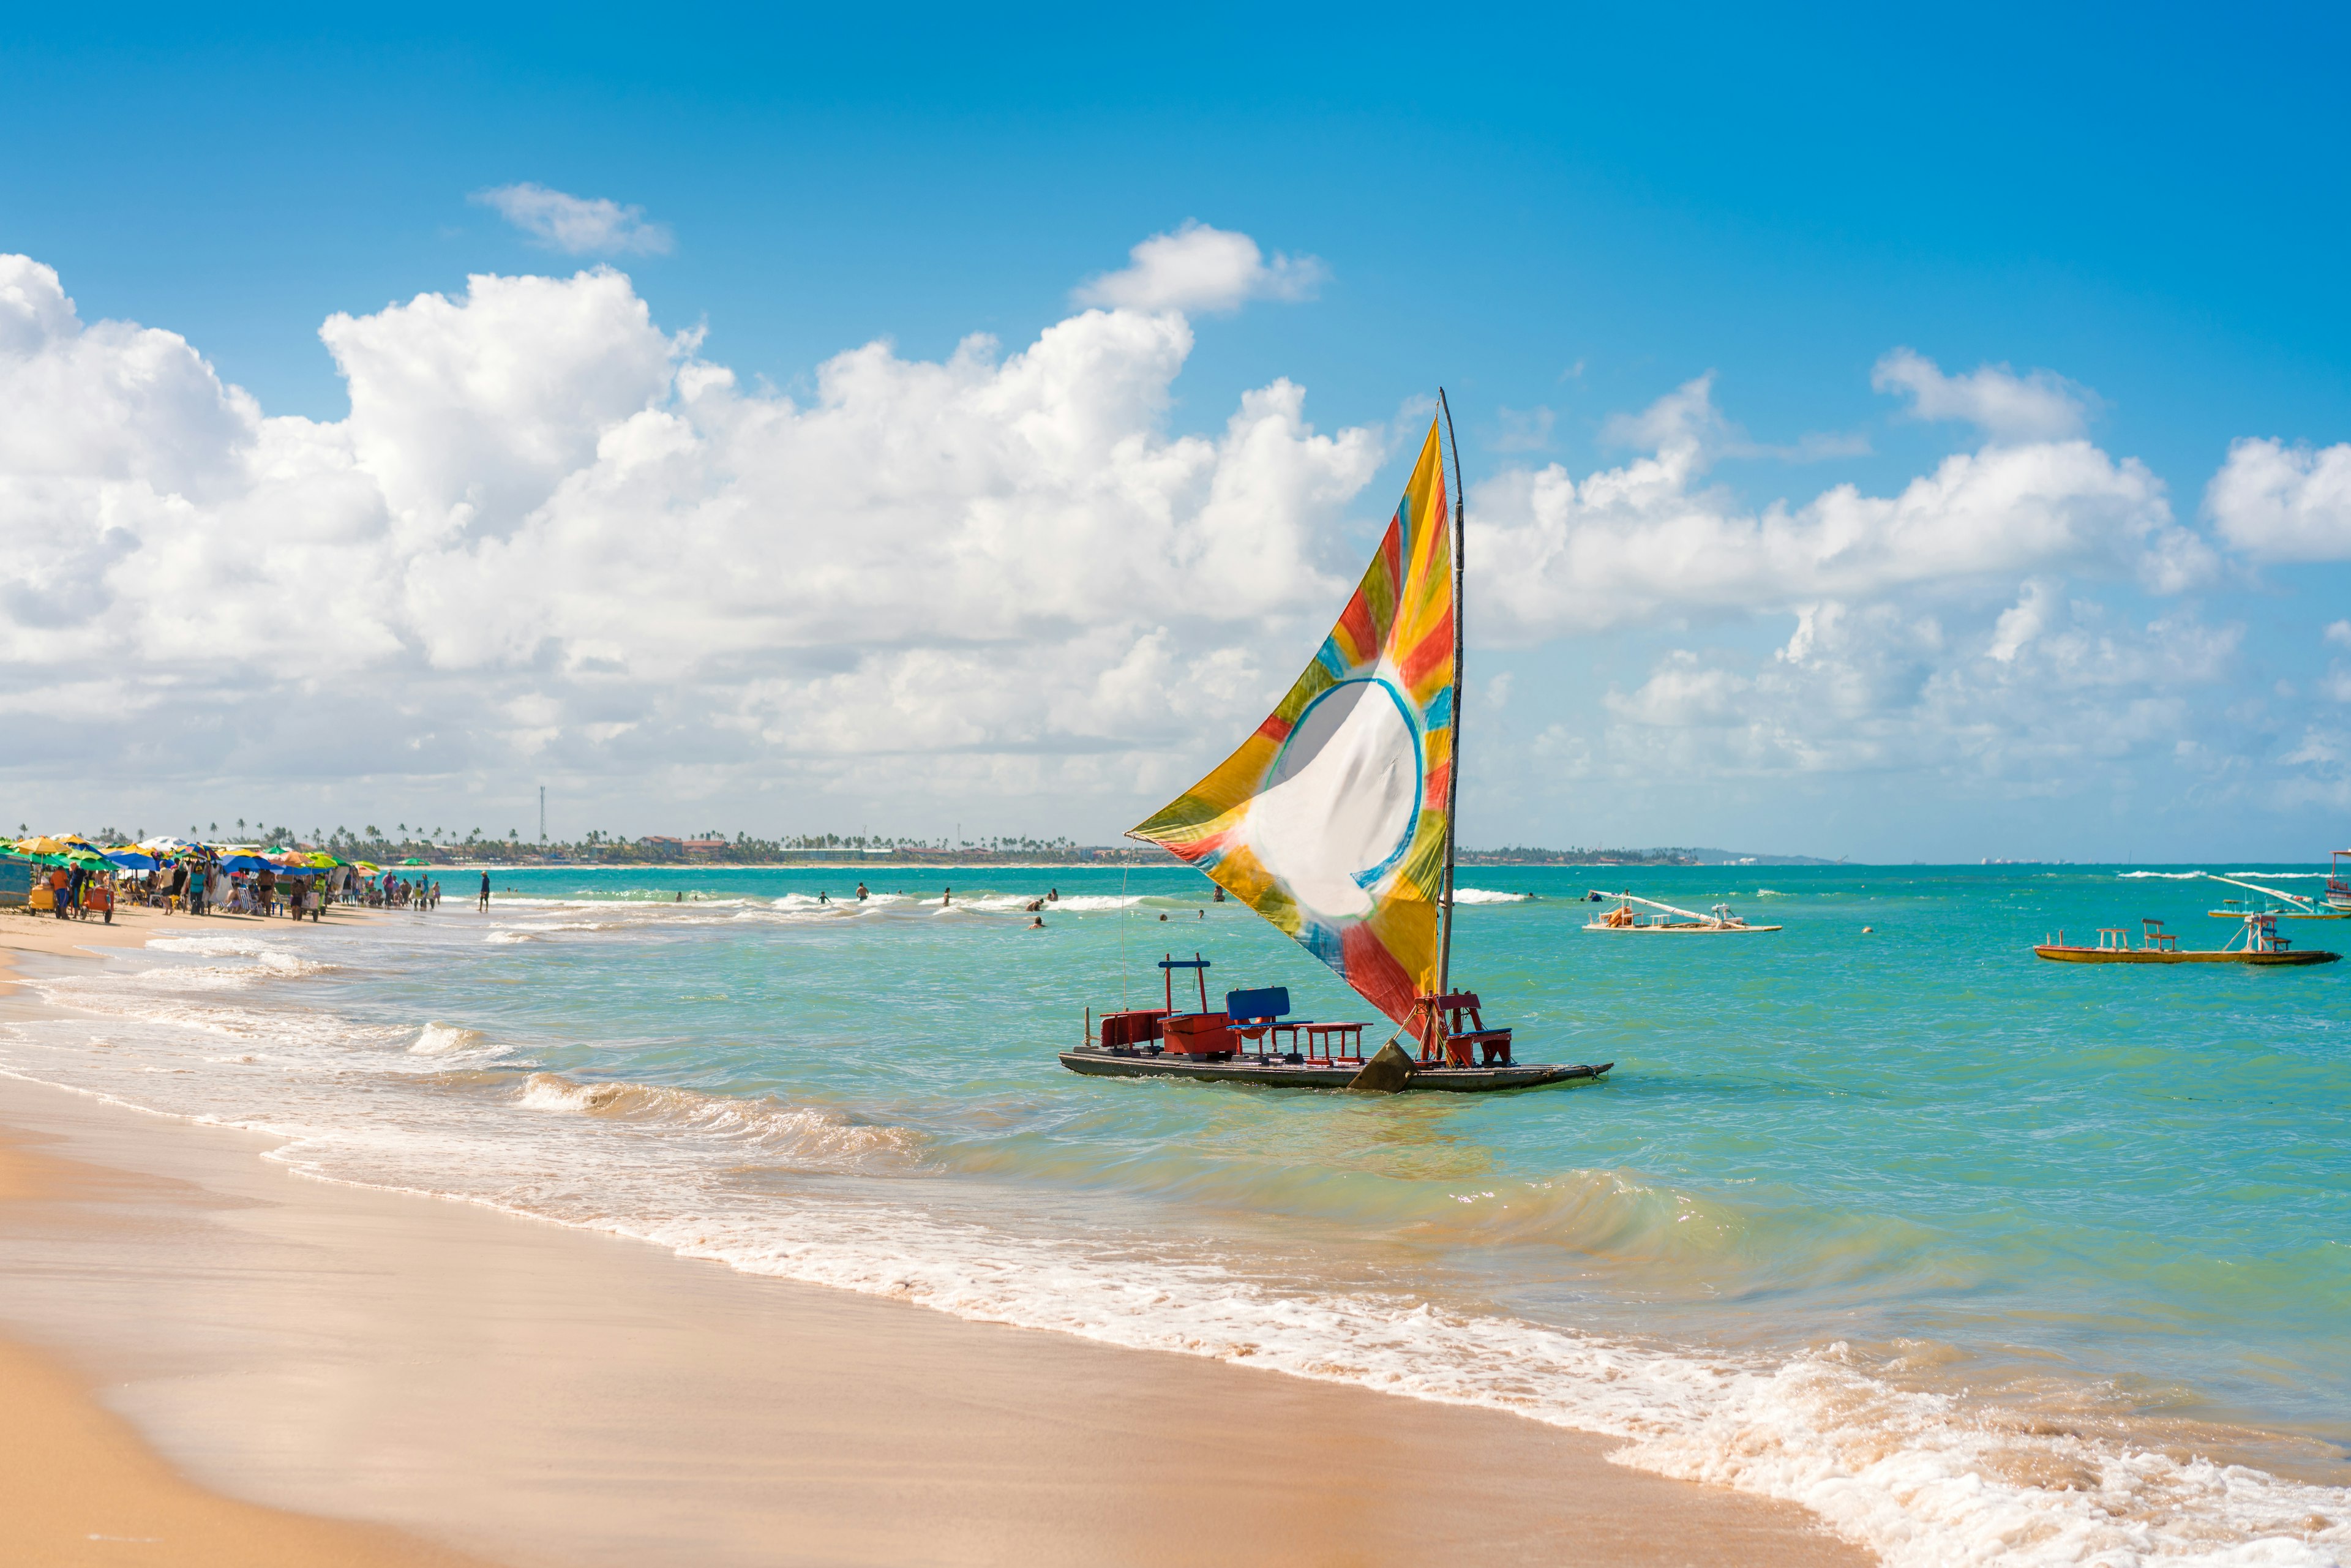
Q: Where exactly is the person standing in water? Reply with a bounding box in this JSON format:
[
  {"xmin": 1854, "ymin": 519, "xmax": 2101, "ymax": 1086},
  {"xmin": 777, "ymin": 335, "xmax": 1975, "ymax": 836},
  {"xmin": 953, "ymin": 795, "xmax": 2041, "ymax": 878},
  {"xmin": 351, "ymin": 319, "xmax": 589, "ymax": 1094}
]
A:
[
  {"xmin": 942, "ymin": 887, "xmax": 952, "ymax": 907},
  {"xmin": 478, "ymin": 870, "xmax": 491, "ymax": 912},
  {"xmin": 855, "ymin": 882, "xmax": 868, "ymax": 902}
]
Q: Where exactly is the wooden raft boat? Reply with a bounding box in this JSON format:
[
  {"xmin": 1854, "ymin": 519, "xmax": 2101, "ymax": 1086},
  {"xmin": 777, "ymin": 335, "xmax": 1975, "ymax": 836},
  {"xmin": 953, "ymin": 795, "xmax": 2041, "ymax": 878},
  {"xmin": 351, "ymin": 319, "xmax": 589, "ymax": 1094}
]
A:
[
  {"xmin": 1068, "ymin": 397, "xmax": 1613, "ymax": 1095},
  {"xmin": 1059, "ymin": 1049, "xmax": 1607, "ymax": 1092},
  {"xmin": 2034, "ymin": 915, "xmax": 2339, "ymax": 966},
  {"xmin": 1583, "ymin": 890, "xmax": 1780, "ymax": 933},
  {"xmin": 2200, "ymin": 871, "xmax": 2348, "ymax": 921}
]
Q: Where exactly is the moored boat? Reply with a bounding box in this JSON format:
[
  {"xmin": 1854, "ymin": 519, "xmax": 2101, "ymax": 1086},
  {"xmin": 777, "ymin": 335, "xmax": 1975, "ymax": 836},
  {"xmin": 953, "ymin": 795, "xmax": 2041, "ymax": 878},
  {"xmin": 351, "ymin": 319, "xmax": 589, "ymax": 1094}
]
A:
[
  {"xmin": 2034, "ymin": 914, "xmax": 2339, "ymax": 966},
  {"xmin": 1583, "ymin": 890, "xmax": 1780, "ymax": 933},
  {"xmin": 1062, "ymin": 396, "xmax": 1613, "ymax": 1095},
  {"xmin": 2200, "ymin": 870, "xmax": 2347, "ymax": 920}
]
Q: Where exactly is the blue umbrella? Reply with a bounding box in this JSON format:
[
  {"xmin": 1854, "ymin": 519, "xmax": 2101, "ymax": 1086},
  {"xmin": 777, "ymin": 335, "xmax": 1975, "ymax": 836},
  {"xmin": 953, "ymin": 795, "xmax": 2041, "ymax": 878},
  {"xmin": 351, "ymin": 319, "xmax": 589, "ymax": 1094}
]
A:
[
  {"xmin": 106, "ymin": 851, "xmax": 159, "ymax": 870},
  {"xmin": 221, "ymin": 853, "xmax": 276, "ymax": 872}
]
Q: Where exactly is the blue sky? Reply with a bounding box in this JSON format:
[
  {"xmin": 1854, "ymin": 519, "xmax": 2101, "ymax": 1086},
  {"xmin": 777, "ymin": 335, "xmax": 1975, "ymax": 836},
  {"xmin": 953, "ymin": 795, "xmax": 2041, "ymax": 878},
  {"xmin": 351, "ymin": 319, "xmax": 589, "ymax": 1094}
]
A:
[{"xmin": 4, "ymin": 4, "xmax": 2349, "ymax": 858}]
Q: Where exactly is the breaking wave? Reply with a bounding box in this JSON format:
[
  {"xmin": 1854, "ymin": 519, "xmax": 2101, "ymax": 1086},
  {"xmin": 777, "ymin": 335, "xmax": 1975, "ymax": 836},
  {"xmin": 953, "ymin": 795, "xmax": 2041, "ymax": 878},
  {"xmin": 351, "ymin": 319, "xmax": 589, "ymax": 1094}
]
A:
[
  {"xmin": 516, "ymin": 1071, "xmax": 925, "ymax": 1172},
  {"xmin": 410, "ymin": 1021, "xmax": 490, "ymax": 1057},
  {"xmin": 1451, "ymin": 888, "xmax": 1531, "ymax": 904}
]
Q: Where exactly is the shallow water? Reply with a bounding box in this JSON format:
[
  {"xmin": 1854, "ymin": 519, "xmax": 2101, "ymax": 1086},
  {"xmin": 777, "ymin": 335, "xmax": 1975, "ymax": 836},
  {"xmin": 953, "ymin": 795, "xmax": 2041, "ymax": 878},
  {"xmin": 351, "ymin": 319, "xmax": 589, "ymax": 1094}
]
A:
[{"xmin": 5, "ymin": 863, "xmax": 2347, "ymax": 1566}]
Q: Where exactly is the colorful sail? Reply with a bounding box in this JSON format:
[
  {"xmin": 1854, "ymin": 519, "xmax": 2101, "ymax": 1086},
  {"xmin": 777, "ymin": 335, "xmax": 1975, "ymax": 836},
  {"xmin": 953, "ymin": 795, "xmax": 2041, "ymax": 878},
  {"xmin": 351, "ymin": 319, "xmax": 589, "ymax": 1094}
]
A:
[{"xmin": 1130, "ymin": 414, "xmax": 1455, "ymax": 1024}]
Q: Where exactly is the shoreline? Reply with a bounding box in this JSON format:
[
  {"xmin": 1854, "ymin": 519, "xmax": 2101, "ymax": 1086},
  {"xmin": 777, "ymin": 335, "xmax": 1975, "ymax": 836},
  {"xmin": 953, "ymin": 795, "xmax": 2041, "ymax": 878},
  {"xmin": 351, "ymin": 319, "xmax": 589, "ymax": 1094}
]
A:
[{"xmin": 0, "ymin": 922, "xmax": 1872, "ymax": 1566}]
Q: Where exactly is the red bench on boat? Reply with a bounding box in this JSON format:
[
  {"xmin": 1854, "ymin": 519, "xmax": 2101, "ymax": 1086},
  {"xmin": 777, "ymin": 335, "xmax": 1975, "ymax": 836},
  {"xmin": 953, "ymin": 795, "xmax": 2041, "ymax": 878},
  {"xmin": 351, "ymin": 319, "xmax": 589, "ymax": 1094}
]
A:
[
  {"xmin": 1417, "ymin": 992, "xmax": 1512, "ymax": 1068},
  {"xmin": 1097, "ymin": 1008, "xmax": 1168, "ymax": 1048}
]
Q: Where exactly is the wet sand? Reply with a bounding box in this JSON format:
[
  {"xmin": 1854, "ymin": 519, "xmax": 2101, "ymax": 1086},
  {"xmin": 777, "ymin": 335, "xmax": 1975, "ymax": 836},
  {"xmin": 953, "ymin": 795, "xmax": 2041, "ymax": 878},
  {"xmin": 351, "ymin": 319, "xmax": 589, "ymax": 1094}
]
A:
[{"xmin": 0, "ymin": 918, "xmax": 1873, "ymax": 1567}]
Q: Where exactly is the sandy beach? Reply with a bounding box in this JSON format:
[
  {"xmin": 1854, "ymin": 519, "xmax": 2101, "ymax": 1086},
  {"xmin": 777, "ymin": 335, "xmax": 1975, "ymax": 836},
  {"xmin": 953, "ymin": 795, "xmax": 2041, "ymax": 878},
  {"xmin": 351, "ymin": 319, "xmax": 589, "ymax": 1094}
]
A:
[{"xmin": 0, "ymin": 913, "xmax": 1870, "ymax": 1567}]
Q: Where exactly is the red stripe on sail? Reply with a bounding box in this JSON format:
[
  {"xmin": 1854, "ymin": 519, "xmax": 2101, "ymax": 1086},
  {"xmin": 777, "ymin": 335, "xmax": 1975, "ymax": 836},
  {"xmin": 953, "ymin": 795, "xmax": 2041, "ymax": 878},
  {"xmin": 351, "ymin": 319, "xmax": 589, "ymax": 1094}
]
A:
[
  {"xmin": 1397, "ymin": 609, "xmax": 1453, "ymax": 691},
  {"xmin": 1340, "ymin": 923, "xmax": 1419, "ymax": 1025},
  {"xmin": 1336, "ymin": 589, "xmax": 1378, "ymax": 666}
]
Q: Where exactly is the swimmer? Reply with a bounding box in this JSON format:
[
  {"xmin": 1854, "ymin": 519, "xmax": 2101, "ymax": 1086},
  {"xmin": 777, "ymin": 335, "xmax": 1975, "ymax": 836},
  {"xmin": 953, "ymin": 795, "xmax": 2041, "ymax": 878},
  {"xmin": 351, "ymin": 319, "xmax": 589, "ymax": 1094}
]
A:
[
  {"xmin": 1048, "ymin": 888, "xmax": 1058, "ymax": 902},
  {"xmin": 1158, "ymin": 912, "xmax": 1169, "ymax": 921},
  {"xmin": 819, "ymin": 891, "xmax": 829, "ymax": 904},
  {"xmin": 856, "ymin": 882, "xmax": 868, "ymax": 901},
  {"xmin": 1029, "ymin": 916, "xmax": 1045, "ymax": 929},
  {"xmin": 1026, "ymin": 898, "xmax": 1043, "ymax": 912},
  {"xmin": 675, "ymin": 891, "xmax": 682, "ymax": 903},
  {"xmin": 1213, "ymin": 887, "xmax": 1224, "ymax": 902},
  {"xmin": 942, "ymin": 887, "xmax": 952, "ymax": 906}
]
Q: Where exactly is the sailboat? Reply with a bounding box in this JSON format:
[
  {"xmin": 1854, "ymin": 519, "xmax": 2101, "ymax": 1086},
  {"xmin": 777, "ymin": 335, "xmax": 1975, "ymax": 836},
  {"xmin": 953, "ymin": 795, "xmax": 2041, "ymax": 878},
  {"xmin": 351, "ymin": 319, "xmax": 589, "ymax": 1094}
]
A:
[{"xmin": 1060, "ymin": 397, "xmax": 1614, "ymax": 1093}]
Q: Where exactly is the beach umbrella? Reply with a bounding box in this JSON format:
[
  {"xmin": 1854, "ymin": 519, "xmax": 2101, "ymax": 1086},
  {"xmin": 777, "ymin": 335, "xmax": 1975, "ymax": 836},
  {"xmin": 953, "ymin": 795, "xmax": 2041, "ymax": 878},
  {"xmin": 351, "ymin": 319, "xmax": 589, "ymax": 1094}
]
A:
[
  {"xmin": 221, "ymin": 853, "xmax": 276, "ymax": 872},
  {"xmin": 106, "ymin": 850, "xmax": 159, "ymax": 870},
  {"xmin": 63, "ymin": 846, "xmax": 114, "ymax": 869},
  {"xmin": 402, "ymin": 857, "xmax": 429, "ymax": 866},
  {"xmin": 140, "ymin": 836, "xmax": 190, "ymax": 852},
  {"xmin": 16, "ymin": 836, "xmax": 71, "ymax": 857}
]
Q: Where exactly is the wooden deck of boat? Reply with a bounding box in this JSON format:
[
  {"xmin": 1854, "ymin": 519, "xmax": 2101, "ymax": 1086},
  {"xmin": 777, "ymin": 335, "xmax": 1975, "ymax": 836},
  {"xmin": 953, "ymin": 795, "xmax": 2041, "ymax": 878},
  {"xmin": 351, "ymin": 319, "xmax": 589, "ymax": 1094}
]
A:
[
  {"xmin": 1057, "ymin": 1049, "xmax": 1612, "ymax": 1092},
  {"xmin": 2033, "ymin": 945, "xmax": 2339, "ymax": 966}
]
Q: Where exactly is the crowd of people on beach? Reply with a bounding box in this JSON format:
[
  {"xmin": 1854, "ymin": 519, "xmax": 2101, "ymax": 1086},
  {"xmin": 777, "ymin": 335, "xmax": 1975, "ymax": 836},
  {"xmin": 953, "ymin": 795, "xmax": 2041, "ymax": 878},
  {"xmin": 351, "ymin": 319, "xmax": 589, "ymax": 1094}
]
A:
[{"xmin": 10, "ymin": 835, "xmax": 444, "ymax": 924}]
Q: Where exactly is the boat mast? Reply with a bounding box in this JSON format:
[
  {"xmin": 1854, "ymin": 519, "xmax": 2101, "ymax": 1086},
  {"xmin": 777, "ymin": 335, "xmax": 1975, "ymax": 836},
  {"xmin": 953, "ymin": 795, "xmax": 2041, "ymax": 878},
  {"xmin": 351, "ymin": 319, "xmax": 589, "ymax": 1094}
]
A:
[{"xmin": 1436, "ymin": 388, "xmax": 1466, "ymax": 1000}]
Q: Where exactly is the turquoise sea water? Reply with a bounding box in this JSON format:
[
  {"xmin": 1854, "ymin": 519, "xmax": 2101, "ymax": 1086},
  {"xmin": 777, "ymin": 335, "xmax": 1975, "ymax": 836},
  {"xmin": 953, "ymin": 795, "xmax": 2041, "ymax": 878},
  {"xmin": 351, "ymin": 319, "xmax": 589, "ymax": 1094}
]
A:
[{"xmin": 6, "ymin": 862, "xmax": 2347, "ymax": 1565}]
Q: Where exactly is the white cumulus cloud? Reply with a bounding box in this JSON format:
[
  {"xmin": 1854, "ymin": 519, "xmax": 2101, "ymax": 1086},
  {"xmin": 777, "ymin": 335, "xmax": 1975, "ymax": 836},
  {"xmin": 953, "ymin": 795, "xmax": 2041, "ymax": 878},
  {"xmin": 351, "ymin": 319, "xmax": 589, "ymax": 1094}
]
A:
[
  {"xmin": 5, "ymin": 246, "xmax": 2334, "ymax": 839},
  {"xmin": 472, "ymin": 183, "xmax": 675, "ymax": 256},
  {"xmin": 1074, "ymin": 222, "xmax": 1325, "ymax": 314},
  {"xmin": 2203, "ymin": 436, "xmax": 2351, "ymax": 561},
  {"xmin": 0, "ymin": 249, "xmax": 1379, "ymax": 825},
  {"xmin": 1470, "ymin": 373, "xmax": 2208, "ymax": 643},
  {"xmin": 1872, "ymin": 348, "xmax": 2093, "ymax": 442}
]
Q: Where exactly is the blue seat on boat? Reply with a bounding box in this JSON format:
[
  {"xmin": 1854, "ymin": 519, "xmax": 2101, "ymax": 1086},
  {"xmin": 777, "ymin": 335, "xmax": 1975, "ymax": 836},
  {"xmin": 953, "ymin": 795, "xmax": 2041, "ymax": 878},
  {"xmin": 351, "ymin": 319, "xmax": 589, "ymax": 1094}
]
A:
[
  {"xmin": 1224, "ymin": 986, "xmax": 1292, "ymax": 1024},
  {"xmin": 1224, "ymin": 988, "xmax": 1310, "ymax": 1059}
]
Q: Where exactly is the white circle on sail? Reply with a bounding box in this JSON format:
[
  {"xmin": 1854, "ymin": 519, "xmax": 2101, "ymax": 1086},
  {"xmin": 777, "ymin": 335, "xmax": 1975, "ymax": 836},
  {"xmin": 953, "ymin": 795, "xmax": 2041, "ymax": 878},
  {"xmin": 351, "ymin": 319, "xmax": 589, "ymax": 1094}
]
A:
[{"xmin": 1246, "ymin": 677, "xmax": 1420, "ymax": 923}]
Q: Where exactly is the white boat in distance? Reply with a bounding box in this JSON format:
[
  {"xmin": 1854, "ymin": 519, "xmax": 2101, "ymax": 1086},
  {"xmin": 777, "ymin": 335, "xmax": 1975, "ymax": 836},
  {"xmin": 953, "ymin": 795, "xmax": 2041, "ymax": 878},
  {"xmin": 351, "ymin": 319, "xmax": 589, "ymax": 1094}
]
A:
[{"xmin": 1584, "ymin": 890, "xmax": 1781, "ymax": 933}]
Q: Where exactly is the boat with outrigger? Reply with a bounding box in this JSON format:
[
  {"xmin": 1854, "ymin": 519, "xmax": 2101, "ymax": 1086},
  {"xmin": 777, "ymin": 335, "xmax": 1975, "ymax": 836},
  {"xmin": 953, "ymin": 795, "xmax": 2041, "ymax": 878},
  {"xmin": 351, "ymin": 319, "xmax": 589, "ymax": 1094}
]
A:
[
  {"xmin": 2034, "ymin": 913, "xmax": 2338, "ymax": 966},
  {"xmin": 1060, "ymin": 396, "xmax": 1613, "ymax": 1095},
  {"xmin": 1582, "ymin": 890, "xmax": 1780, "ymax": 934},
  {"xmin": 2199, "ymin": 870, "xmax": 2347, "ymax": 922}
]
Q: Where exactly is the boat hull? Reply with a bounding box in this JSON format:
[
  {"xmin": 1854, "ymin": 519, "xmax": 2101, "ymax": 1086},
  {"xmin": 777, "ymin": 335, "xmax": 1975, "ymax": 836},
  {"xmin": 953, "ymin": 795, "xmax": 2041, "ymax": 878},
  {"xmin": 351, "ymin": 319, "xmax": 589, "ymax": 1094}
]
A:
[
  {"xmin": 1581, "ymin": 923, "xmax": 1782, "ymax": 933},
  {"xmin": 2033, "ymin": 945, "xmax": 2339, "ymax": 966},
  {"xmin": 2205, "ymin": 909, "xmax": 2348, "ymax": 920},
  {"xmin": 1057, "ymin": 1049, "xmax": 1611, "ymax": 1092}
]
